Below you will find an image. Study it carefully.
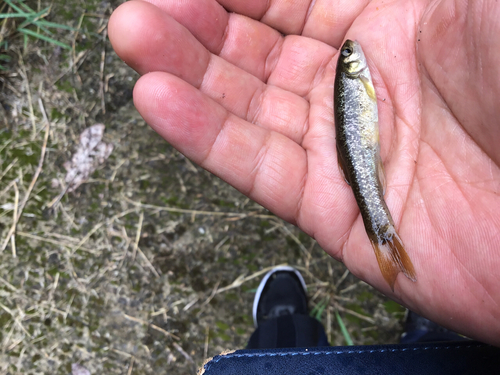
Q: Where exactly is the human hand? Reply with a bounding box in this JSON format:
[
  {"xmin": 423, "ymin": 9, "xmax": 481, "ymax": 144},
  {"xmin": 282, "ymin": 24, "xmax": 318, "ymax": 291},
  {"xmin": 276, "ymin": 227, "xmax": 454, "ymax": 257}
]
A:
[{"xmin": 109, "ymin": 0, "xmax": 500, "ymax": 346}]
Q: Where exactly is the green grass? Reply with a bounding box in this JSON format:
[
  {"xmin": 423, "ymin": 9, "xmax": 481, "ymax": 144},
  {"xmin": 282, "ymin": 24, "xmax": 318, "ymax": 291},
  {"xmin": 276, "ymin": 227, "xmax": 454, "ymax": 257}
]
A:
[
  {"xmin": 336, "ymin": 311, "xmax": 354, "ymax": 346},
  {"xmin": 0, "ymin": 0, "xmax": 74, "ymax": 70}
]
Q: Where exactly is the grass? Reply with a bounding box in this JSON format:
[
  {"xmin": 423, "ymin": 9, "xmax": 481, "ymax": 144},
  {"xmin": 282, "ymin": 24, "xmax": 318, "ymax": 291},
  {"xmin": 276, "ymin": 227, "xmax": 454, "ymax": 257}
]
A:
[
  {"xmin": 335, "ymin": 311, "xmax": 354, "ymax": 346},
  {"xmin": 0, "ymin": 1, "xmax": 408, "ymax": 374},
  {"xmin": 0, "ymin": 0, "xmax": 75, "ymax": 70}
]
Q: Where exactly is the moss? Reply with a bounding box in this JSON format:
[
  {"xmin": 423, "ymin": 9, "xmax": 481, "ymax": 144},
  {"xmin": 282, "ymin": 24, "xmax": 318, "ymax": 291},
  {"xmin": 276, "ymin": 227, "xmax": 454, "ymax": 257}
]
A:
[{"xmin": 383, "ymin": 300, "xmax": 406, "ymax": 314}]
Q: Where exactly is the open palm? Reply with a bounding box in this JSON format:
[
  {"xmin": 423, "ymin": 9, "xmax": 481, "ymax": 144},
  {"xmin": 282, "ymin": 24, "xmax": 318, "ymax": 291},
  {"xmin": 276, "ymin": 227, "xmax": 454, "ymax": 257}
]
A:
[{"xmin": 109, "ymin": 0, "xmax": 500, "ymax": 346}]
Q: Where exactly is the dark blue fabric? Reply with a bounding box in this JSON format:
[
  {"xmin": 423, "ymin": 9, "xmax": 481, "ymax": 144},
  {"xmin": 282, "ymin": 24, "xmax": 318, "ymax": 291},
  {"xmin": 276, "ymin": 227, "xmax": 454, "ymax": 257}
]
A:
[{"xmin": 202, "ymin": 341, "xmax": 500, "ymax": 374}]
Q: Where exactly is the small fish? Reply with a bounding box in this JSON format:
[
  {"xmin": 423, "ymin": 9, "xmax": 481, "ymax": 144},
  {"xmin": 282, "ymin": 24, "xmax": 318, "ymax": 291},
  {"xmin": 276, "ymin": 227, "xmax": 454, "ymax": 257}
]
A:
[{"xmin": 334, "ymin": 40, "xmax": 416, "ymax": 290}]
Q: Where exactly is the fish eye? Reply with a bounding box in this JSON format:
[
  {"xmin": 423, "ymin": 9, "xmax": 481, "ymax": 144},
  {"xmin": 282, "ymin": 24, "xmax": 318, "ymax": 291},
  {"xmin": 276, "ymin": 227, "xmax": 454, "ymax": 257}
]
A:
[{"xmin": 342, "ymin": 47, "xmax": 353, "ymax": 57}]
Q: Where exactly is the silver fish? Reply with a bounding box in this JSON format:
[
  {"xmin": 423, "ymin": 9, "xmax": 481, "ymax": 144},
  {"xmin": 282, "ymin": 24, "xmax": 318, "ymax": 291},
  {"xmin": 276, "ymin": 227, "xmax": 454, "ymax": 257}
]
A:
[{"xmin": 334, "ymin": 40, "xmax": 416, "ymax": 290}]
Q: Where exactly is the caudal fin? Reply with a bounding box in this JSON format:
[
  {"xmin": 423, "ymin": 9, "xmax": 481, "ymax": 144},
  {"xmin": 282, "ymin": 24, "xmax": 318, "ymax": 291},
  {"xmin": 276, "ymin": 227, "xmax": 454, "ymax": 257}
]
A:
[{"xmin": 369, "ymin": 231, "xmax": 417, "ymax": 291}]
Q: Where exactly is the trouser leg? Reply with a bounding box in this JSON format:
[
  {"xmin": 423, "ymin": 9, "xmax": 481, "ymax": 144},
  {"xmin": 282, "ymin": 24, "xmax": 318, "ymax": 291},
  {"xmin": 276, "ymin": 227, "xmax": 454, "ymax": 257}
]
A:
[{"xmin": 247, "ymin": 314, "xmax": 330, "ymax": 349}]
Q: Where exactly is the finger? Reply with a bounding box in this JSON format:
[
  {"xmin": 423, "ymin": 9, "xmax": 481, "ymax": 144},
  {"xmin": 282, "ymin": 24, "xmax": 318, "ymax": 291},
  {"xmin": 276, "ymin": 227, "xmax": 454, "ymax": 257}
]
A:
[
  {"xmin": 302, "ymin": 0, "xmax": 371, "ymax": 48},
  {"xmin": 139, "ymin": 0, "xmax": 281, "ymax": 82},
  {"xmin": 108, "ymin": 1, "xmax": 209, "ymax": 87},
  {"xmin": 141, "ymin": 0, "xmax": 229, "ymax": 54},
  {"xmin": 217, "ymin": 0, "xmax": 370, "ymax": 48},
  {"xmin": 134, "ymin": 72, "xmax": 308, "ymax": 223},
  {"xmin": 116, "ymin": 1, "xmax": 336, "ymax": 96},
  {"xmin": 109, "ymin": 1, "xmax": 317, "ymax": 144}
]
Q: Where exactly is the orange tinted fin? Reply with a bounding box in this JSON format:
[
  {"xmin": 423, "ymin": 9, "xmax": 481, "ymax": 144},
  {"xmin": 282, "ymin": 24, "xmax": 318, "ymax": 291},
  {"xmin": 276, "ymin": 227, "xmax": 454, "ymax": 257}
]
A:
[
  {"xmin": 369, "ymin": 230, "xmax": 417, "ymax": 291},
  {"xmin": 336, "ymin": 145, "xmax": 350, "ymax": 185}
]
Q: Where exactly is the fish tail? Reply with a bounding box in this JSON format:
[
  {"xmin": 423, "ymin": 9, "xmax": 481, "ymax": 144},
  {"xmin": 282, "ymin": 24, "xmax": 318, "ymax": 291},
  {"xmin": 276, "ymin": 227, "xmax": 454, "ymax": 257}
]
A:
[{"xmin": 369, "ymin": 230, "xmax": 417, "ymax": 291}]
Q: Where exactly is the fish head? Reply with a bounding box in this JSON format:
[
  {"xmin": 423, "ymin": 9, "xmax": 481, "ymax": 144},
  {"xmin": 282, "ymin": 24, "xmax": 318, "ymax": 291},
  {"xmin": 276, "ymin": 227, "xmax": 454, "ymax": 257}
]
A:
[{"xmin": 338, "ymin": 40, "xmax": 367, "ymax": 78}]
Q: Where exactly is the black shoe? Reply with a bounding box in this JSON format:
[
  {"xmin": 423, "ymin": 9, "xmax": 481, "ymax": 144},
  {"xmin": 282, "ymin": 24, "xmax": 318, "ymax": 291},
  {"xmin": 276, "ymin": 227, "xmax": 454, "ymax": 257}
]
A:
[{"xmin": 252, "ymin": 266, "xmax": 308, "ymax": 328}]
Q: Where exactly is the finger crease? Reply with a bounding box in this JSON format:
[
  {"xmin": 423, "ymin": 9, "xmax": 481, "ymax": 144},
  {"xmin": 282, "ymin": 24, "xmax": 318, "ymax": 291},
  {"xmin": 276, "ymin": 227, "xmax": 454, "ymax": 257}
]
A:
[
  {"xmin": 259, "ymin": 0, "xmax": 273, "ymax": 22},
  {"xmin": 198, "ymin": 53, "xmax": 216, "ymax": 91},
  {"xmin": 338, "ymin": 219, "xmax": 356, "ymax": 264},
  {"xmin": 294, "ymin": 162, "xmax": 308, "ymax": 226},
  {"xmin": 199, "ymin": 111, "xmax": 232, "ymax": 167},
  {"xmin": 215, "ymin": 14, "xmax": 232, "ymax": 55},
  {"xmin": 301, "ymin": 0, "xmax": 317, "ymax": 34},
  {"xmin": 247, "ymin": 131, "xmax": 272, "ymax": 197},
  {"xmin": 263, "ymin": 35, "xmax": 284, "ymax": 83},
  {"xmin": 246, "ymin": 85, "xmax": 265, "ymax": 125},
  {"xmin": 299, "ymin": 106, "xmax": 311, "ymax": 147},
  {"xmin": 310, "ymin": 53, "xmax": 335, "ymax": 95}
]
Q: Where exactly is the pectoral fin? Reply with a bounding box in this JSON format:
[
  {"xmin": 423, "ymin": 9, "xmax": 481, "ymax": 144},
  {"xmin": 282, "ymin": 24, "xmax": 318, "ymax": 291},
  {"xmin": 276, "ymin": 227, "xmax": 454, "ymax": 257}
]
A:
[{"xmin": 360, "ymin": 75, "xmax": 377, "ymax": 102}]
